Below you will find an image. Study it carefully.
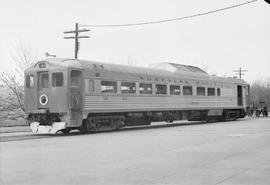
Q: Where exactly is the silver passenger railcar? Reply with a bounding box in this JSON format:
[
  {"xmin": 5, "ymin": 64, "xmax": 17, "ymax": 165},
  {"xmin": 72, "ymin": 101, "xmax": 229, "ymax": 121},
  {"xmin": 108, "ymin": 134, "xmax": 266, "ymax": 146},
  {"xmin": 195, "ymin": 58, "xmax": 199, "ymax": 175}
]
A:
[{"xmin": 24, "ymin": 58, "xmax": 250, "ymax": 134}]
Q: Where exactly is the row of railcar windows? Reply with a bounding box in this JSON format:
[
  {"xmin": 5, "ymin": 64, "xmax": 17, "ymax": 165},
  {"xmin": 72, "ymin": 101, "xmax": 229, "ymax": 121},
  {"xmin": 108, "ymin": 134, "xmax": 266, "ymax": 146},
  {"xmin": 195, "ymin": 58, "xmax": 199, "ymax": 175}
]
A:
[
  {"xmin": 98, "ymin": 80, "xmax": 221, "ymax": 96},
  {"xmin": 25, "ymin": 73, "xmax": 64, "ymax": 88}
]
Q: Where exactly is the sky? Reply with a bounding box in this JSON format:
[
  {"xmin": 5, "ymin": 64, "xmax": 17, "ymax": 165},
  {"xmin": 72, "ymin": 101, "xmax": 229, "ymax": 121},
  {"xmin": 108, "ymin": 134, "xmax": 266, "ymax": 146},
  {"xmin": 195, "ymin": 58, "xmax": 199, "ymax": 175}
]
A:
[{"xmin": 0, "ymin": 0, "xmax": 269, "ymax": 83}]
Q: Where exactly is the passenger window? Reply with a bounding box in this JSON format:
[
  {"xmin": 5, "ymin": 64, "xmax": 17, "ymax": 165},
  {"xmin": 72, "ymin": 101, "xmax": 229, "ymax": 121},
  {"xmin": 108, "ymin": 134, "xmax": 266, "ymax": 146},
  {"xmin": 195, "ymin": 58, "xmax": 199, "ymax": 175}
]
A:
[
  {"xmin": 183, "ymin": 86, "xmax": 193, "ymax": 95},
  {"xmin": 207, "ymin": 88, "xmax": 215, "ymax": 96},
  {"xmin": 101, "ymin": 81, "xmax": 117, "ymax": 93},
  {"xmin": 26, "ymin": 75, "xmax": 34, "ymax": 88},
  {"xmin": 197, "ymin": 87, "xmax": 205, "ymax": 96},
  {"xmin": 170, "ymin": 85, "xmax": 180, "ymax": 95},
  {"xmin": 217, "ymin": 88, "xmax": 221, "ymax": 96},
  {"xmin": 155, "ymin": 84, "xmax": 167, "ymax": 95},
  {"xmin": 70, "ymin": 70, "xmax": 81, "ymax": 87},
  {"xmin": 121, "ymin": 82, "xmax": 136, "ymax": 94},
  {"xmin": 139, "ymin": 83, "xmax": 152, "ymax": 94},
  {"xmin": 41, "ymin": 73, "xmax": 49, "ymax": 88},
  {"xmin": 52, "ymin": 73, "xmax": 63, "ymax": 87}
]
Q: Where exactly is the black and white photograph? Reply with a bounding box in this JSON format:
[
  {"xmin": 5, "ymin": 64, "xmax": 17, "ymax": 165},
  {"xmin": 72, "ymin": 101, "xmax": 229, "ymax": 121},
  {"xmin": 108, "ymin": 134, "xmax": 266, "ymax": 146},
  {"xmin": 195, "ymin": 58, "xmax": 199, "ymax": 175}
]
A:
[{"xmin": 0, "ymin": 0, "xmax": 270, "ymax": 184}]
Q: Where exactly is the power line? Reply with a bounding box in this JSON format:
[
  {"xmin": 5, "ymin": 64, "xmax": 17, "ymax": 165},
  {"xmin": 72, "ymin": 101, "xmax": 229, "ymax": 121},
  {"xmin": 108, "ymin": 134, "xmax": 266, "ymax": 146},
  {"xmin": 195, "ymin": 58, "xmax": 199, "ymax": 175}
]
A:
[
  {"xmin": 63, "ymin": 22, "xmax": 90, "ymax": 59},
  {"xmin": 80, "ymin": 0, "xmax": 258, "ymax": 28}
]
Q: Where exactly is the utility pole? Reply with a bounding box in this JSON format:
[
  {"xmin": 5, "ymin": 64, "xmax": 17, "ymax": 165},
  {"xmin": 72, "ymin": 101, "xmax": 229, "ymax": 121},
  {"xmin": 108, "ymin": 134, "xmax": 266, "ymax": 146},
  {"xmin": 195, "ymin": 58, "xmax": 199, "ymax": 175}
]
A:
[
  {"xmin": 233, "ymin": 67, "xmax": 247, "ymax": 79},
  {"xmin": 63, "ymin": 22, "xmax": 90, "ymax": 59}
]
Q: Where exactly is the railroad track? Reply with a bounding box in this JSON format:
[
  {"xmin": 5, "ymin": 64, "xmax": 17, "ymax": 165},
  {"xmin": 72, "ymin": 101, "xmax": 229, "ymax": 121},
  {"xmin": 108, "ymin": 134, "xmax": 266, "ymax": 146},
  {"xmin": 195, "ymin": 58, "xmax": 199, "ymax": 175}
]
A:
[{"xmin": 0, "ymin": 119, "xmax": 243, "ymax": 142}]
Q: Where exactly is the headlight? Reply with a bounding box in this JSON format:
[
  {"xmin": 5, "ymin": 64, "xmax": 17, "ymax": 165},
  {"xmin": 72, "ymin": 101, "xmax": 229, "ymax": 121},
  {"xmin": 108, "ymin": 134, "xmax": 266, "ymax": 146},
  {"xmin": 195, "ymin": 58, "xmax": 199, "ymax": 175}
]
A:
[{"xmin": 39, "ymin": 94, "xmax": 48, "ymax": 105}]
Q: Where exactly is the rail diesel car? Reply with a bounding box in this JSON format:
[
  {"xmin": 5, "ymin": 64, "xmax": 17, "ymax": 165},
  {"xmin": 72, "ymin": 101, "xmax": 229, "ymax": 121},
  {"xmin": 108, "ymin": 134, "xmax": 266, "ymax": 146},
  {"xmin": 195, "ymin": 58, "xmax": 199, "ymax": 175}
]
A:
[{"xmin": 24, "ymin": 58, "xmax": 250, "ymax": 134}]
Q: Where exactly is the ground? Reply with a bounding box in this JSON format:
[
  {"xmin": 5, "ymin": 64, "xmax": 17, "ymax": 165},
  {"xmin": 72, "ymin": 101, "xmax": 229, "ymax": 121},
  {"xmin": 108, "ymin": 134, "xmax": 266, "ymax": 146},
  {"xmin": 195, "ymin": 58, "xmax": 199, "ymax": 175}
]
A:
[{"xmin": 1, "ymin": 117, "xmax": 270, "ymax": 185}]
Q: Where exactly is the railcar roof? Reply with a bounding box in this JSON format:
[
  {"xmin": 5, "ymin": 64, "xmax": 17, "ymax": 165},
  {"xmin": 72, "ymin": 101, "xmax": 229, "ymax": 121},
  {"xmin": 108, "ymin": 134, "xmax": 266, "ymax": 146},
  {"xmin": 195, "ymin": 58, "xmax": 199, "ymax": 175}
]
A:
[
  {"xmin": 149, "ymin": 62, "xmax": 208, "ymax": 74},
  {"xmin": 29, "ymin": 58, "xmax": 248, "ymax": 85}
]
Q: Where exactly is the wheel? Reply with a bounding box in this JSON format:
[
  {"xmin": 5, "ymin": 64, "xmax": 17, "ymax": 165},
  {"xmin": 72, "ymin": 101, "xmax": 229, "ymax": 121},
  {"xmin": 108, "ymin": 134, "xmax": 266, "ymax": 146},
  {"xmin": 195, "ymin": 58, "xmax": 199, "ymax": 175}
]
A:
[
  {"xmin": 80, "ymin": 120, "xmax": 88, "ymax": 133},
  {"xmin": 166, "ymin": 119, "xmax": 173, "ymax": 123},
  {"xmin": 256, "ymin": 111, "xmax": 260, "ymax": 117},
  {"xmin": 115, "ymin": 121, "xmax": 121, "ymax": 130},
  {"xmin": 110, "ymin": 120, "xmax": 118, "ymax": 130},
  {"xmin": 87, "ymin": 119, "xmax": 98, "ymax": 132},
  {"xmin": 91, "ymin": 122, "xmax": 98, "ymax": 132},
  {"xmin": 61, "ymin": 128, "xmax": 70, "ymax": 134}
]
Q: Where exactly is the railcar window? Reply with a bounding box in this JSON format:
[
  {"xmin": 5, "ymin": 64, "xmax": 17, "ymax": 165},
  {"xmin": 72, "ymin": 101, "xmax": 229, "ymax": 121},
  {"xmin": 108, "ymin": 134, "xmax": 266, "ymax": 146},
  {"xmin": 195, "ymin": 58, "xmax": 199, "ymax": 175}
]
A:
[
  {"xmin": 156, "ymin": 84, "xmax": 167, "ymax": 95},
  {"xmin": 101, "ymin": 81, "xmax": 117, "ymax": 93},
  {"xmin": 70, "ymin": 71, "xmax": 81, "ymax": 87},
  {"xmin": 170, "ymin": 85, "xmax": 180, "ymax": 95},
  {"xmin": 245, "ymin": 86, "xmax": 249, "ymax": 96},
  {"xmin": 41, "ymin": 73, "xmax": 49, "ymax": 88},
  {"xmin": 197, "ymin": 87, "xmax": 206, "ymax": 96},
  {"xmin": 217, "ymin": 88, "xmax": 221, "ymax": 96},
  {"xmin": 207, "ymin": 88, "xmax": 215, "ymax": 96},
  {"xmin": 121, "ymin": 82, "xmax": 136, "ymax": 94},
  {"xmin": 139, "ymin": 83, "xmax": 152, "ymax": 94},
  {"xmin": 26, "ymin": 75, "xmax": 34, "ymax": 88},
  {"xmin": 183, "ymin": 86, "xmax": 193, "ymax": 95},
  {"xmin": 52, "ymin": 73, "xmax": 63, "ymax": 87}
]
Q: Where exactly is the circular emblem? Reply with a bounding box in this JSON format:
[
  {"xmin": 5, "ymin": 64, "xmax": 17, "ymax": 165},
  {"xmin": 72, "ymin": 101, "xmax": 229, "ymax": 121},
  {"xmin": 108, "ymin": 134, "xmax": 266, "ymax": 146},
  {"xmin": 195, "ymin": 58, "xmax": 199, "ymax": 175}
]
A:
[{"xmin": 39, "ymin": 94, "xmax": 48, "ymax": 106}]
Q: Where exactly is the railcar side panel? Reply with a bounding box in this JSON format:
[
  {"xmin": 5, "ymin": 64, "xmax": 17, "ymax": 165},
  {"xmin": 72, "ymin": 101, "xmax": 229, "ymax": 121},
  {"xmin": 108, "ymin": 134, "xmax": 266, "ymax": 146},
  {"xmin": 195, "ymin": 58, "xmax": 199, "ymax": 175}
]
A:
[
  {"xmin": 24, "ymin": 72, "xmax": 38, "ymax": 111},
  {"xmin": 83, "ymin": 95, "xmax": 240, "ymax": 114}
]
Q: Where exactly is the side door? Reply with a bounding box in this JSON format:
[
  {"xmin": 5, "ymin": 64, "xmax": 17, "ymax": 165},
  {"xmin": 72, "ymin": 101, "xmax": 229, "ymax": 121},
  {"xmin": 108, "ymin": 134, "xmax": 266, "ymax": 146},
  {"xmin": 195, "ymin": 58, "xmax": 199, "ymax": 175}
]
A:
[
  {"xmin": 237, "ymin": 85, "xmax": 243, "ymax": 106},
  {"xmin": 37, "ymin": 71, "xmax": 50, "ymax": 109},
  {"xmin": 69, "ymin": 69, "xmax": 83, "ymax": 126},
  {"xmin": 50, "ymin": 71, "xmax": 68, "ymax": 113},
  {"xmin": 245, "ymin": 85, "xmax": 250, "ymax": 108}
]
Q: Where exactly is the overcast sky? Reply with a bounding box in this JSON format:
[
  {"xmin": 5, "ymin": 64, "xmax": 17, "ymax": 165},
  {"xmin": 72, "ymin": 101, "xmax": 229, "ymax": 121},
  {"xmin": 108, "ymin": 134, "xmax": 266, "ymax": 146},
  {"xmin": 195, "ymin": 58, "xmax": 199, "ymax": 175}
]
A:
[{"xmin": 0, "ymin": 0, "xmax": 269, "ymax": 83}]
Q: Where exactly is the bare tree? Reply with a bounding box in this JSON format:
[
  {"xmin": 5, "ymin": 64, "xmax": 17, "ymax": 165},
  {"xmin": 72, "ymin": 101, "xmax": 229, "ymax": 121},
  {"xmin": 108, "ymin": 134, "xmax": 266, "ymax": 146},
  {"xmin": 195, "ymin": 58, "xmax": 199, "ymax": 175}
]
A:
[
  {"xmin": 250, "ymin": 78, "xmax": 270, "ymax": 108},
  {"xmin": 0, "ymin": 73, "xmax": 25, "ymax": 110},
  {"xmin": 0, "ymin": 42, "xmax": 36, "ymax": 111}
]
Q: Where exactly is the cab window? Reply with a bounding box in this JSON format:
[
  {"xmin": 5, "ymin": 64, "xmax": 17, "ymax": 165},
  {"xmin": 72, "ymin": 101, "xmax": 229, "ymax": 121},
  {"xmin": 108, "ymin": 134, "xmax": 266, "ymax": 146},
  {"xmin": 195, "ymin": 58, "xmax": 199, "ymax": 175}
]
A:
[
  {"xmin": 70, "ymin": 70, "xmax": 81, "ymax": 88},
  {"xmin": 26, "ymin": 75, "xmax": 34, "ymax": 88},
  {"xmin": 41, "ymin": 73, "xmax": 49, "ymax": 88},
  {"xmin": 52, "ymin": 72, "xmax": 63, "ymax": 87}
]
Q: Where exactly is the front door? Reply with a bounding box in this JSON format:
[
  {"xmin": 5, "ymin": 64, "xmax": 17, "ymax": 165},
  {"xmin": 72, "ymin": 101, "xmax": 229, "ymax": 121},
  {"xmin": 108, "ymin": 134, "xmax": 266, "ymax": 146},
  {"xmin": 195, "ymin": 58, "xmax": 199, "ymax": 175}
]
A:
[
  {"xmin": 37, "ymin": 71, "xmax": 50, "ymax": 109},
  {"xmin": 69, "ymin": 70, "xmax": 83, "ymax": 126}
]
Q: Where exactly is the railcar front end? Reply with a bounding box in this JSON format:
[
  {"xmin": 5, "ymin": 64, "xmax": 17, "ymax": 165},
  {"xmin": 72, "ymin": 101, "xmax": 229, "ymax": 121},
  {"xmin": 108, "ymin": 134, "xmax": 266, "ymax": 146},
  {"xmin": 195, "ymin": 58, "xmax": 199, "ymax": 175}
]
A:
[{"xmin": 24, "ymin": 59, "xmax": 83, "ymax": 134}]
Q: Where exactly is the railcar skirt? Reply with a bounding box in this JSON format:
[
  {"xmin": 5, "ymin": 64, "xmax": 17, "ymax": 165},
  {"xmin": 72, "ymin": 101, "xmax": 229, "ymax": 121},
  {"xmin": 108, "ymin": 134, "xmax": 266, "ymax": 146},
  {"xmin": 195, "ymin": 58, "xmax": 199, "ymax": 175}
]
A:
[{"xmin": 30, "ymin": 122, "xmax": 66, "ymax": 134}]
